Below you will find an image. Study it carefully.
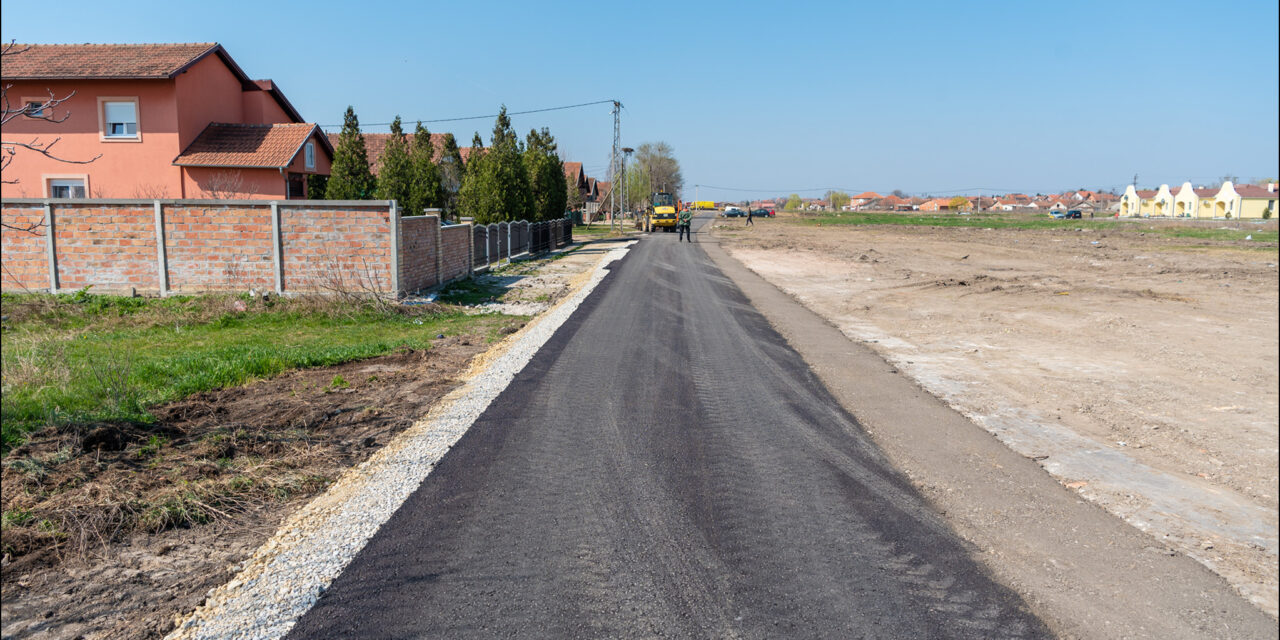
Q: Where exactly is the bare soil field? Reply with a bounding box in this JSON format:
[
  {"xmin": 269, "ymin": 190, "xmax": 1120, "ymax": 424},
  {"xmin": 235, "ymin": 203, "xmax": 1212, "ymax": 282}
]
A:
[{"xmin": 716, "ymin": 216, "xmax": 1279, "ymax": 616}]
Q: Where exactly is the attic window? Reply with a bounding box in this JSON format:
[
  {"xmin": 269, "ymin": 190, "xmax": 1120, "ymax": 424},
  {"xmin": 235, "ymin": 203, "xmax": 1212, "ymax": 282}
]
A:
[{"xmin": 305, "ymin": 142, "xmax": 315, "ymax": 170}]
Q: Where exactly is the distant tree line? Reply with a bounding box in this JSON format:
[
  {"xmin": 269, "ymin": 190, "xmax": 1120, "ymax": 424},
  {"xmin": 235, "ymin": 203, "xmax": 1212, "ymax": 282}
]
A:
[{"xmin": 315, "ymin": 105, "xmax": 567, "ymax": 224}]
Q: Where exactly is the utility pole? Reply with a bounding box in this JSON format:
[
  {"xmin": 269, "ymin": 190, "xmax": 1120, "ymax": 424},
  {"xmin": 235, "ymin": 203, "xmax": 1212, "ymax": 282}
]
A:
[
  {"xmin": 622, "ymin": 147, "xmax": 634, "ymax": 230},
  {"xmin": 609, "ymin": 100, "xmax": 621, "ymax": 233}
]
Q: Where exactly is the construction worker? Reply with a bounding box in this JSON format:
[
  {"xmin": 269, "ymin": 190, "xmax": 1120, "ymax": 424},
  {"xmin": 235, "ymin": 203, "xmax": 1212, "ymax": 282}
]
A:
[{"xmin": 678, "ymin": 208, "xmax": 693, "ymax": 242}]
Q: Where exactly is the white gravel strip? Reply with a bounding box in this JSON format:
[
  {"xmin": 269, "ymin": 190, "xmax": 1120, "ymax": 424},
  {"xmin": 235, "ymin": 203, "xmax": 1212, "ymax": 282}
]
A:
[{"xmin": 167, "ymin": 240, "xmax": 636, "ymax": 640}]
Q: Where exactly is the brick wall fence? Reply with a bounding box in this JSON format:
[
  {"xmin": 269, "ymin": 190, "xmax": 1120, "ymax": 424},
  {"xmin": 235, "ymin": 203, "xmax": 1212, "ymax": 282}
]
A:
[{"xmin": 1, "ymin": 198, "xmax": 572, "ymax": 297}]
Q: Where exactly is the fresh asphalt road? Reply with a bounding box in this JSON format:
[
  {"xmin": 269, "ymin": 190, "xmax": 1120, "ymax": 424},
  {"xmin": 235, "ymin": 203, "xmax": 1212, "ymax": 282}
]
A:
[{"xmin": 287, "ymin": 215, "xmax": 1049, "ymax": 639}]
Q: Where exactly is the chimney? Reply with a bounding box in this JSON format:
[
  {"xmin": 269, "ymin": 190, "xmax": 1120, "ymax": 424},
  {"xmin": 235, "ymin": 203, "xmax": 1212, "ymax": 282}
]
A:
[{"xmin": 1269, "ymin": 182, "xmax": 1277, "ymax": 193}]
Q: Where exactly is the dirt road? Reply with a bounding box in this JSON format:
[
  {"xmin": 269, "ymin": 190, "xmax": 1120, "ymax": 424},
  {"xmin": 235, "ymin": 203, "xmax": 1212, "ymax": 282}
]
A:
[{"xmin": 715, "ymin": 216, "xmax": 1279, "ymax": 616}]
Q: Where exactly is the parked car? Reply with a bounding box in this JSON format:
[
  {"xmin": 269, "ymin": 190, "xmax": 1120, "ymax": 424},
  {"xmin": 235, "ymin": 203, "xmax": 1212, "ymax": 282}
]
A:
[
  {"xmin": 750, "ymin": 208, "xmax": 775, "ymax": 218},
  {"xmin": 1065, "ymin": 210, "xmax": 1082, "ymax": 219},
  {"xmin": 723, "ymin": 207, "xmax": 745, "ymax": 217}
]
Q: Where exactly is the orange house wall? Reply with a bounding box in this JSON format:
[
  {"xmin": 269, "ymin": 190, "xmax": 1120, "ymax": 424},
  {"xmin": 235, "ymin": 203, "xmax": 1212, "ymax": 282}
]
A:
[
  {"xmin": 285, "ymin": 131, "xmax": 333, "ymax": 175},
  {"xmin": 181, "ymin": 167, "xmax": 289, "ymax": 200},
  {"xmin": 0, "ymin": 79, "xmax": 182, "ymax": 198},
  {"xmin": 1, "ymin": 56, "xmax": 319, "ymax": 201},
  {"xmin": 241, "ymin": 90, "xmax": 293, "ymax": 124},
  {"xmin": 173, "ymin": 55, "xmax": 245, "ymax": 150}
]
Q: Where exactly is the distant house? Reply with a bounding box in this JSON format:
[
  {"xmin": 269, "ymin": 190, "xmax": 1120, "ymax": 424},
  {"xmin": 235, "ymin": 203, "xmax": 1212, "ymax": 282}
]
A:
[
  {"xmin": 851, "ymin": 191, "xmax": 881, "ymax": 208},
  {"xmin": 880, "ymin": 195, "xmax": 914, "ymax": 211},
  {"xmin": 2, "ymin": 42, "xmax": 332, "ymax": 199},
  {"xmin": 563, "ymin": 161, "xmax": 587, "ymax": 209},
  {"xmin": 325, "ymin": 132, "xmax": 473, "ymax": 174}
]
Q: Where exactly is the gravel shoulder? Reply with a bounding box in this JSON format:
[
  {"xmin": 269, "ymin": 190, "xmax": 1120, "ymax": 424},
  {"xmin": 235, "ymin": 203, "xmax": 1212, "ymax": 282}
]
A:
[{"xmin": 704, "ymin": 214, "xmax": 1277, "ymax": 637}]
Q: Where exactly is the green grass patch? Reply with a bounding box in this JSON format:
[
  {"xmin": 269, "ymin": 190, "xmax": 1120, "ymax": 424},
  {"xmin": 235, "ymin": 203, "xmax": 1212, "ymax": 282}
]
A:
[
  {"xmin": 791, "ymin": 211, "xmax": 1278, "ymax": 243},
  {"xmin": 1, "ymin": 292, "xmax": 511, "ymax": 450},
  {"xmin": 437, "ymin": 279, "xmax": 506, "ymax": 305},
  {"xmin": 573, "ymin": 224, "xmax": 631, "ymax": 238}
]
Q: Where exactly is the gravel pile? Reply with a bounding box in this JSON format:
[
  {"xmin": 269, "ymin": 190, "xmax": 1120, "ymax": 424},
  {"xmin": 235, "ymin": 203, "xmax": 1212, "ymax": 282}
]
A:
[{"xmin": 166, "ymin": 241, "xmax": 637, "ymax": 640}]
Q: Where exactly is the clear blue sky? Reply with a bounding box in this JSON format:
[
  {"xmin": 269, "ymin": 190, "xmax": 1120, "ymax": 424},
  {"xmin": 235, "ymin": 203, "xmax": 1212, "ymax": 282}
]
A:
[{"xmin": 4, "ymin": 0, "xmax": 1277, "ymax": 198}]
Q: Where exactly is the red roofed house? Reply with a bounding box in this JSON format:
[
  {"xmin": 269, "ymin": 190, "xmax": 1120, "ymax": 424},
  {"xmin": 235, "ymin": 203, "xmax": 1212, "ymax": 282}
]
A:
[
  {"xmin": 2, "ymin": 43, "xmax": 332, "ymax": 199},
  {"xmin": 850, "ymin": 191, "xmax": 881, "ymax": 209},
  {"xmin": 563, "ymin": 161, "xmax": 587, "ymax": 208},
  {"xmin": 324, "ymin": 132, "xmax": 473, "ymax": 176}
]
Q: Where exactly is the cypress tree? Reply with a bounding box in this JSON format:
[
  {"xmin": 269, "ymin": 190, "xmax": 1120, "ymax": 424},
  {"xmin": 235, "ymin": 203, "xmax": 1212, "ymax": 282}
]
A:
[
  {"xmin": 458, "ymin": 132, "xmax": 495, "ymax": 222},
  {"xmin": 524, "ymin": 127, "xmax": 568, "ymax": 221},
  {"xmin": 375, "ymin": 116, "xmax": 413, "ymax": 209},
  {"xmin": 326, "ymin": 106, "xmax": 376, "ymax": 200},
  {"xmin": 306, "ymin": 174, "xmax": 328, "ymax": 199},
  {"xmin": 405, "ymin": 121, "xmax": 443, "ymax": 217},
  {"xmin": 489, "ymin": 106, "xmax": 533, "ymax": 222},
  {"xmin": 437, "ymin": 133, "xmax": 464, "ymax": 218}
]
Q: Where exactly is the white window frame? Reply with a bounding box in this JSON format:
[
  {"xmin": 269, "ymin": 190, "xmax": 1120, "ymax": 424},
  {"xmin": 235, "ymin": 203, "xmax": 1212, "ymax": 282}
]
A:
[
  {"xmin": 304, "ymin": 141, "xmax": 316, "ymax": 170},
  {"xmin": 48, "ymin": 178, "xmax": 86, "ymax": 199},
  {"xmin": 98, "ymin": 97, "xmax": 141, "ymax": 141}
]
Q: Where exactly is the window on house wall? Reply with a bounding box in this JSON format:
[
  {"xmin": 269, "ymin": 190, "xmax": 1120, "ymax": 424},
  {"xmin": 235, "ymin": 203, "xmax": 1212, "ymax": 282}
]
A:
[
  {"xmin": 103, "ymin": 101, "xmax": 138, "ymax": 137},
  {"xmin": 287, "ymin": 173, "xmax": 306, "ymax": 199},
  {"xmin": 305, "ymin": 142, "xmax": 315, "ymax": 170},
  {"xmin": 25, "ymin": 101, "xmax": 46, "ymax": 117},
  {"xmin": 49, "ymin": 179, "xmax": 86, "ymax": 198}
]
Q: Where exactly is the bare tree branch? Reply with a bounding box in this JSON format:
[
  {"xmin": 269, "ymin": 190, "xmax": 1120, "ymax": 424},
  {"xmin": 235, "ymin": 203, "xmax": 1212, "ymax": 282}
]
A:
[{"xmin": 1, "ymin": 40, "xmax": 102, "ymax": 232}]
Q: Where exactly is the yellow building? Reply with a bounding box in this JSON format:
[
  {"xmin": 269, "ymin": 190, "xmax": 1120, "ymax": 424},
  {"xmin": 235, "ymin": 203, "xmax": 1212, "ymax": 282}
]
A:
[{"xmin": 1121, "ymin": 181, "xmax": 1277, "ymax": 219}]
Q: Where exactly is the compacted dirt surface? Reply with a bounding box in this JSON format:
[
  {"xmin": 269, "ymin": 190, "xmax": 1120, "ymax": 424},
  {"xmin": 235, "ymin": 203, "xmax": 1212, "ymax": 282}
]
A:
[{"xmin": 715, "ymin": 215, "xmax": 1279, "ymax": 616}]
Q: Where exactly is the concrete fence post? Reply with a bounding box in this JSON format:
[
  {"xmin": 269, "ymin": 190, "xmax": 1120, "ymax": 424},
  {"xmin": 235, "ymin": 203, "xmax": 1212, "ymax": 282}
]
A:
[
  {"xmin": 43, "ymin": 201, "xmax": 58, "ymax": 293},
  {"xmin": 467, "ymin": 222, "xmax": 474, "ymax": 276},
  {"xmin": 389, "ymin": 201, "xmax": 401, "ymax": 297},
  {"xmin": 153, "ymin": 200, "xmax": 169, "ymax": 296},
  {"xmin": 427, "ymin": 208, "xmax": 443, "ymax": 286},
  {"xmin": 270, "ymin": 201, "xmax": 283, "ymax": 294},
  {"xmin": 484, "ymin": 225, "xmax": 490, "ymax": 267},
  {"xmin": 507, "ymin": 222, "xmax": 512, "ymax": 264}
]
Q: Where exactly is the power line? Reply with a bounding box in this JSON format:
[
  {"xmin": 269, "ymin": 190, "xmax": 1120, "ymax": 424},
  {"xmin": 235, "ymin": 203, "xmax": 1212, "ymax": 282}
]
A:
[
  {"xmin": 695, "ymin": 184, "xmax": 1055, "ymax": 195},
  {"xmin": 320, "ymin": 99, "xmax": 618, "ymax": 129}
]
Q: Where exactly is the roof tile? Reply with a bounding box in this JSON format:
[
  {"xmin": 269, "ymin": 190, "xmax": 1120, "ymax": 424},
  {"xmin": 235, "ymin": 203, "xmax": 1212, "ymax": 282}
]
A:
[
  {"xmin": 174, "ymin": 123, "xmax": 321, "ymax": 168},
  {"xmin": 2, "ymin": 42, "xmax": 220, "ymax": 79}
]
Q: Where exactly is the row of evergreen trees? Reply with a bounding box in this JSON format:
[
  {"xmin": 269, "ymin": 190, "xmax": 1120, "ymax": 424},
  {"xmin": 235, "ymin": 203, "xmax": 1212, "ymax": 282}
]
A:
[{"xmin": 317, "ymin": 106, "xmax": 568, "ymax": 225}]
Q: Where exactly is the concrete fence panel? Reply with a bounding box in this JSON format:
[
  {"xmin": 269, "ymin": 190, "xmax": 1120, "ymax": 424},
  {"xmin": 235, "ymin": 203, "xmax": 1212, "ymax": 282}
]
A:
[
  {"xmin": 486, "ymin": 224, "xmax": 499, "ymax": 266},
  {"xmin": 473, "ymin": 225, "xmax": 487, "ymax": 267}
]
